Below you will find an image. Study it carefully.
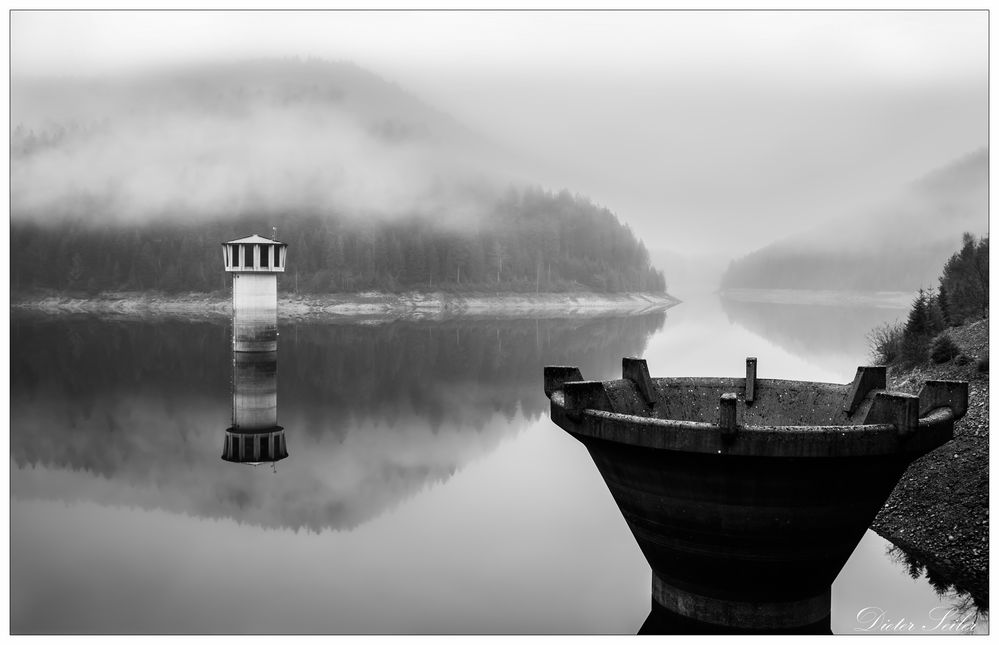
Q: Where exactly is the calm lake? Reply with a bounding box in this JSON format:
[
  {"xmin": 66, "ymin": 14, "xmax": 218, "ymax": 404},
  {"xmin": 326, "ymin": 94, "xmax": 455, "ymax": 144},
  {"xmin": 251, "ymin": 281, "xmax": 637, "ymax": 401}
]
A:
[{"xmin": 10, "ymin": 293, "xmax": 987, "ymax": 634}]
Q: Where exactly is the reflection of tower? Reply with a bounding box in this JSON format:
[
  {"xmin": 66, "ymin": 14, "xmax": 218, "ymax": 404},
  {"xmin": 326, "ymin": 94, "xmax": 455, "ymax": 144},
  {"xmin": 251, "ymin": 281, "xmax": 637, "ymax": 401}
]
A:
[
  {"xmin": 221, "ymin": 234, "xmax": 289, "ymax": 464},
  {"xmin": 223, "ymin": 351, "xmax": 288, "ymax": 463}
]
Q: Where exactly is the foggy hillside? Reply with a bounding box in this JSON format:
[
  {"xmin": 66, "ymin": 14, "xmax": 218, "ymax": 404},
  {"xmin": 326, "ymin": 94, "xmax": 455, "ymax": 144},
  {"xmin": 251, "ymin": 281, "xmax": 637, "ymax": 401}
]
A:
[
  {"xmin": 11, "ymin": 59, "xmax": 665, "ymax": 294},
  {"xmin": 720, "ymin": 148, "xmax": 988, "ymax": 292},
  {"xmin": 12, "ymin": 58, "xmax": 505, "ymax": 225}
]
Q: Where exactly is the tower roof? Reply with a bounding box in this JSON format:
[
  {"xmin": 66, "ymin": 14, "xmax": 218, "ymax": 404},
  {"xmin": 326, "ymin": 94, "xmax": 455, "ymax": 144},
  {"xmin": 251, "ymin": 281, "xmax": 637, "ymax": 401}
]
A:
[{"xmin": 223, "ymin": 234, "xmax": 287, "ymax": 246}]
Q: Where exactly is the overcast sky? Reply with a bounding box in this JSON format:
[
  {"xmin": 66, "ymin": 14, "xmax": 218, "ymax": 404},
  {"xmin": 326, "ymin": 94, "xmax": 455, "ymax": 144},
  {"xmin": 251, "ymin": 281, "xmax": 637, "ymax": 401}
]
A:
[{"xmin": 11, "ymin": 10, "xmax": 988, "ymax": 256}]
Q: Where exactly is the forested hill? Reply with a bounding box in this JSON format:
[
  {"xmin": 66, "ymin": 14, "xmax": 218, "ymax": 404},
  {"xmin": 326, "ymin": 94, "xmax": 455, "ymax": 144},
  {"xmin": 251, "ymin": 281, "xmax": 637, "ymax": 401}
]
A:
[
  {"xmin": 12, "ymin": 187, "xmax": 665, "ymax": 294},
  {"xmin": 11, "ymin": 59, "xmax": 666, "ymax": 295},
  {"xmin": 720, "ymin": 148, "xmax": 987, "ymax": 292}
]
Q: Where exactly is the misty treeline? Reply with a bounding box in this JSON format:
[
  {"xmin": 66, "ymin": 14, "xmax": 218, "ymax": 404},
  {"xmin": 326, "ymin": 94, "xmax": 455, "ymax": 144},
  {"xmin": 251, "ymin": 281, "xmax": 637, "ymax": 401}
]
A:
[
  {"xmin": 869, "ymin": 233, "xmax": 988, "ymax": 368},
  {"xmin": 11, "ymin": 59, "xmax": 660, "ymax": 296},
  {"xmin": 12, "ymin": 187, "xmax": 666, "ymax": 295}
]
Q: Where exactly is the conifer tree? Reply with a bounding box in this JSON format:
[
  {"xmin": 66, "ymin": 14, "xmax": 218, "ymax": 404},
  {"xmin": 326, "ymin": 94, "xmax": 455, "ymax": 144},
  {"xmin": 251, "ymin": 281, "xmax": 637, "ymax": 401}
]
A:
[
  {"xmin": 900, "ymin": 289, "xmax": 932, "ymax": 366},
  {"xmin": 937, "ymin": 283, "xmax": 952, "ymax": 327}
]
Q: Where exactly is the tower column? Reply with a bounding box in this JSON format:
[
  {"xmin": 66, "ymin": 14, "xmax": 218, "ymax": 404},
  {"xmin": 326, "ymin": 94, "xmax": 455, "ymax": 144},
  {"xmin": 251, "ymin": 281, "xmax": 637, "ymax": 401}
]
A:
[{"xmin": 232, "ymin": 273, "xmax": 278, "ymax": 352}]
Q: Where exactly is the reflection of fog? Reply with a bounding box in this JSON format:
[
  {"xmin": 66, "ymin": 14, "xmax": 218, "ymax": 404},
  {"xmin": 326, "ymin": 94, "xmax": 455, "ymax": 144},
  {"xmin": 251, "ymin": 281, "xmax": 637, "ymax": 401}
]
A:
[
  {"xmin": 11, "ymin": 312, "xmax": 665, "ymax": 531},
  {"xmin": 719, "ymin": 295, "xmax": 908, "ymax": 374}
]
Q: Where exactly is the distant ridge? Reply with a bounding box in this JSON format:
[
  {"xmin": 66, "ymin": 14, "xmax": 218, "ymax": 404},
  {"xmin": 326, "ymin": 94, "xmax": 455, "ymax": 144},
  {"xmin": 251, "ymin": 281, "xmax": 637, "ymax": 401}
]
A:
[{"xmin": 720, "ymin": 148, "xmax": 987, "ymax": 293}]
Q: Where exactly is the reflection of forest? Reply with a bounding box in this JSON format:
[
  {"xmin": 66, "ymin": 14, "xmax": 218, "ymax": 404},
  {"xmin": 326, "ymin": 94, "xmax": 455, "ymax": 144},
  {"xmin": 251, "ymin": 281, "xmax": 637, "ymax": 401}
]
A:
[
  {"xmin": 887, "ymin": 543, "xmax": 988, "ymax": 621},
  {"xmin": 11, "ymin": 312, "xmax": 665, "ymax": 531},
  {"xmin": 280, "ymin": 314, "xmax": 666, "ymax": 436},
  {"xmin": 719, "ymin": 296, "xmax": 908, "ymax": 370}
]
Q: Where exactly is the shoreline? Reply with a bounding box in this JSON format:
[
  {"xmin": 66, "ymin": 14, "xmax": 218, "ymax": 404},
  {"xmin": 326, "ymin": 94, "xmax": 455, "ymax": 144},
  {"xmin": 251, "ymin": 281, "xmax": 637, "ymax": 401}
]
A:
[
  {"xmin": 718, "ymin": 287, "xmax": 913, "ymax": 309},
  {"xmin": 11, "ymin": 289, "xmax": 682, "ymax": 320}
]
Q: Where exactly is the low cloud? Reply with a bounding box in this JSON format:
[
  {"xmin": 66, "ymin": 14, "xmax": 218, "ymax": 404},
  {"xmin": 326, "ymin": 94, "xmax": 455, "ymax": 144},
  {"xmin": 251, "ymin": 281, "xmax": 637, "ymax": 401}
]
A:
[{"xmin": 11, "ymin": 61, "xmax": 508, "ymax": 228}]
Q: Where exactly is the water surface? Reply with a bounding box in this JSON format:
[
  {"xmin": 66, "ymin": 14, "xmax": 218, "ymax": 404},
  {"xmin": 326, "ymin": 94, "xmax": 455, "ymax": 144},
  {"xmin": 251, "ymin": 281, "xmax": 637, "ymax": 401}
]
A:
[{"xmin": 10, "ymin": 294, "xmax": 985, "ymax": 633}]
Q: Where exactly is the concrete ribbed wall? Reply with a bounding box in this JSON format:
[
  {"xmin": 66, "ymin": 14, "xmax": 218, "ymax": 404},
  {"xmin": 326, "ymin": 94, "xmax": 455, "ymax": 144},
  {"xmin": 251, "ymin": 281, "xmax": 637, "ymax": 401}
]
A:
[{"xmin": 578, "ymin": 435, "xmax": 913, "ymax": 629}]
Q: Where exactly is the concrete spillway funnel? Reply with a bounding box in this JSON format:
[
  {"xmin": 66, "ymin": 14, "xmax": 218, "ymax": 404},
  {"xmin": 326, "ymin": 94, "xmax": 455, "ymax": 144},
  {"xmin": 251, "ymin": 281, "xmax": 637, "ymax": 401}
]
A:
[
  {"xmin": 222, "ymin": 234, "xmax": 288, "ymax": 353},
  {"xmin": 544, "ymin": 358, "xmax": 967, "ymax": 633}
]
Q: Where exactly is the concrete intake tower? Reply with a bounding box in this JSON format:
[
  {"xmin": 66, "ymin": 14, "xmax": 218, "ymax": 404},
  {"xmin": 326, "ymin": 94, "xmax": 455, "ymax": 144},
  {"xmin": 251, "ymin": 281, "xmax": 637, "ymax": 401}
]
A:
[{"xmin": 221, "ymin": 233, "xmax": 289, "ymax": 464}]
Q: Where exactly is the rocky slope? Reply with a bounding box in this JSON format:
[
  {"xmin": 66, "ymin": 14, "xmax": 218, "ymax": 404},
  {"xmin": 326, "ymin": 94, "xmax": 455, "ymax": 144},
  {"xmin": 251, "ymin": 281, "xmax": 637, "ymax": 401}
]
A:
[{"xmin": 872, "ymin": 318, "xmax": 989, "ymax": 608}]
